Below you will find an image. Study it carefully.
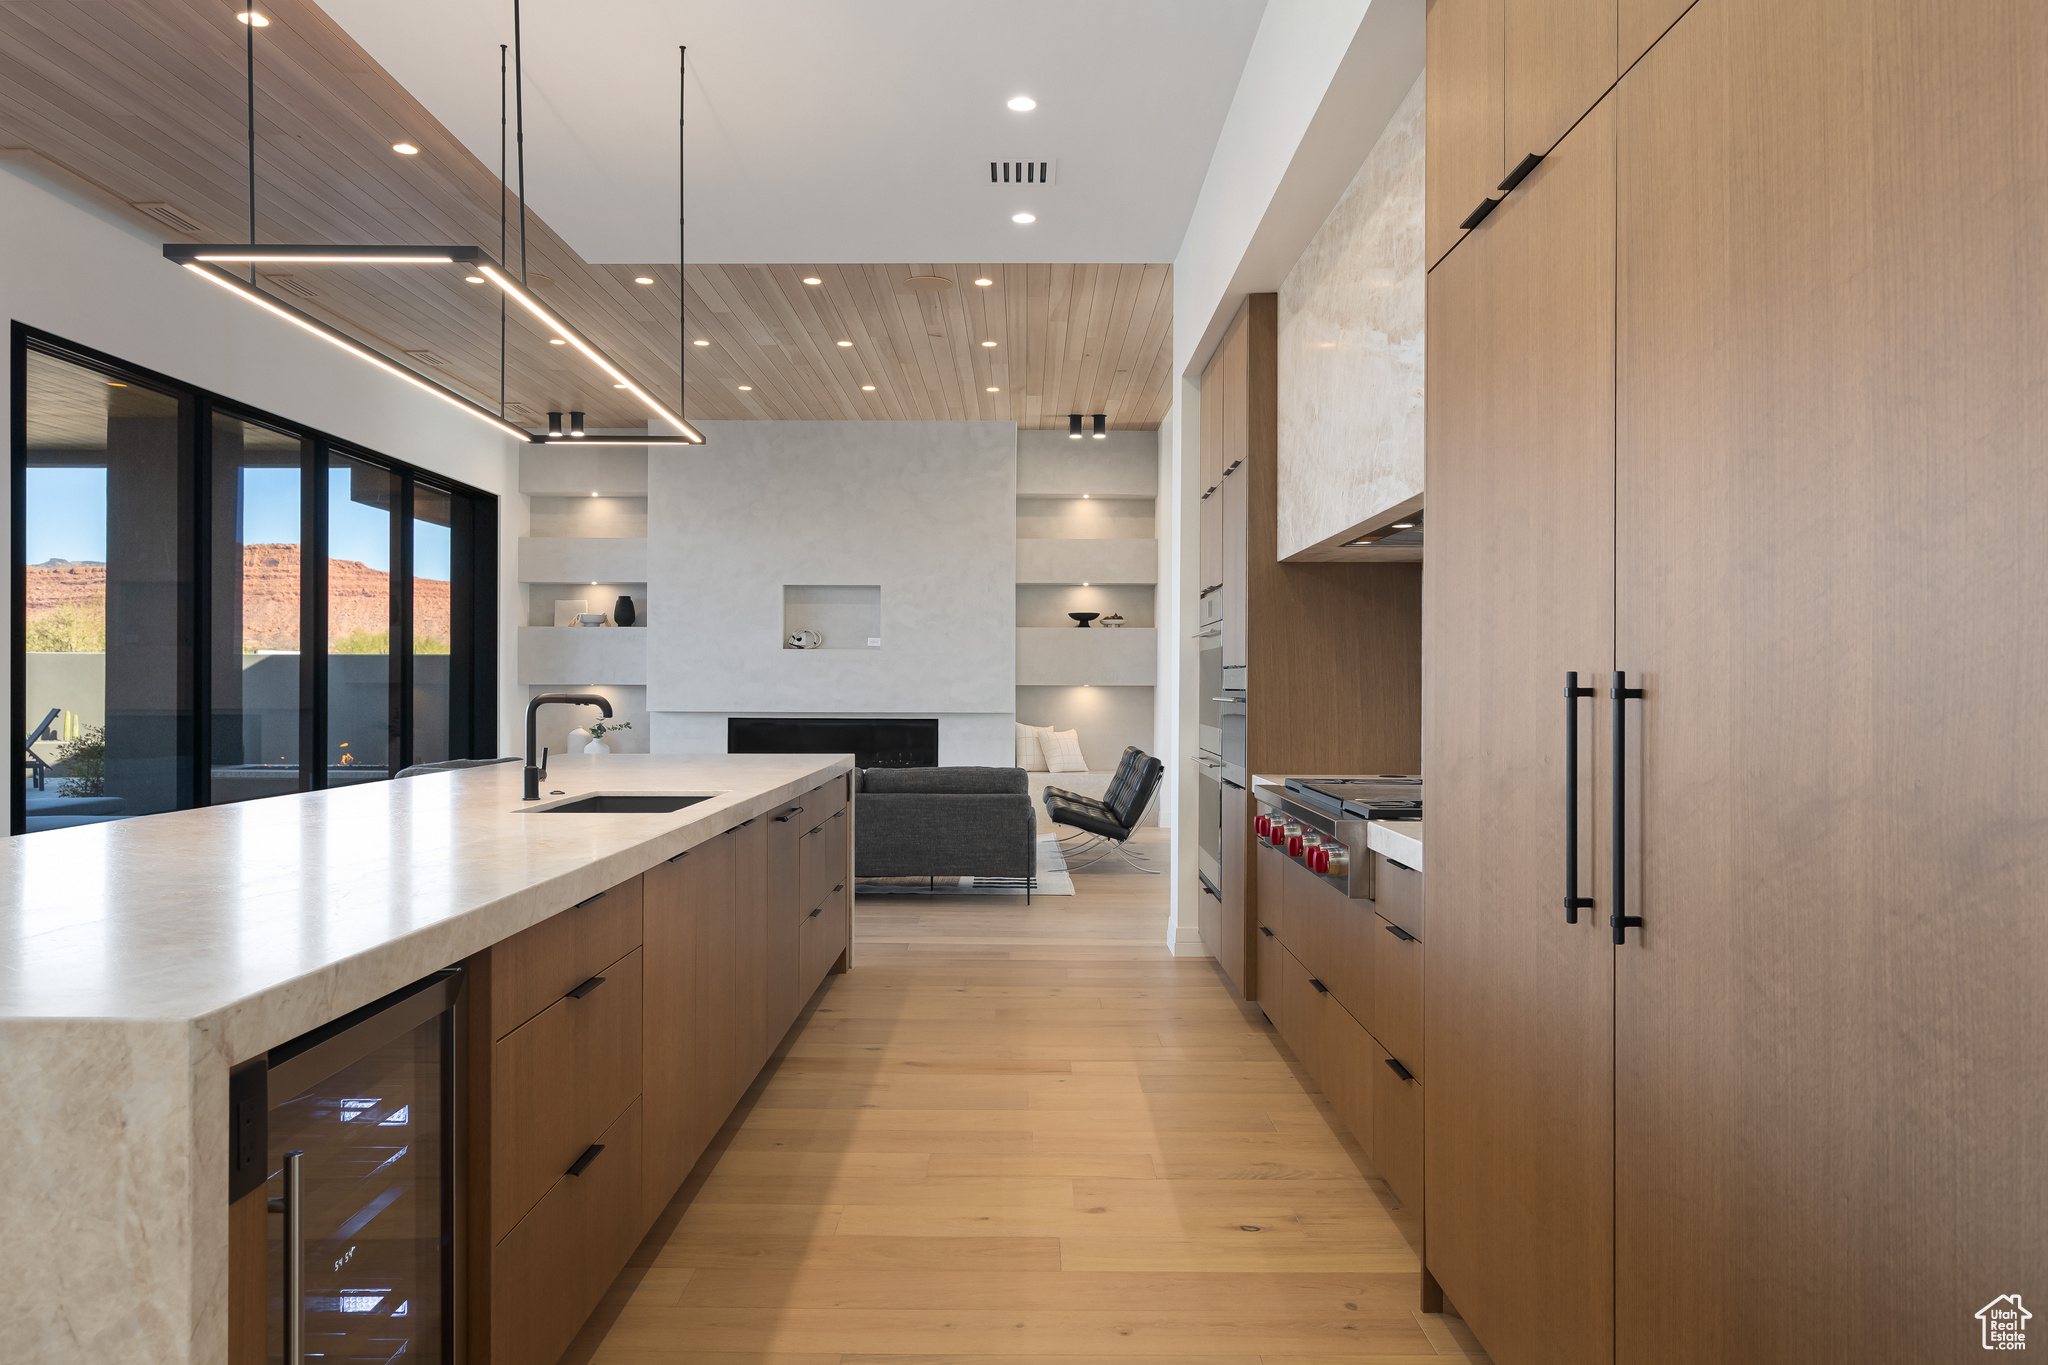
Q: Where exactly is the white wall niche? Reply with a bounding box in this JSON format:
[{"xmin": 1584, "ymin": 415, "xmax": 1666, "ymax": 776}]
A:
[{"xmin": 784, "ymin": 584, "xmax": 881, "ymax": 650}]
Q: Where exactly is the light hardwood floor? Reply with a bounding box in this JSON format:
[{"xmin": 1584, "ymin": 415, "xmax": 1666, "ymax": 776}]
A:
[{"xmin": 567, "ymin": 829, "xmax": 1490, "ymax": 1364}]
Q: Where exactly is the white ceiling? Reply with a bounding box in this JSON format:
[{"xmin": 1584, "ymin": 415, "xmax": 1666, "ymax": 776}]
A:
[{"xmin": 319, "ymin": 0, "xmax": 1266, "ymax": 266}]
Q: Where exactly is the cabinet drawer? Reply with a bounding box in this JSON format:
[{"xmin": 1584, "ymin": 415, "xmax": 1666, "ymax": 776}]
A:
[
  {"xmin": 799, "ymin": 807, "xmax": 848, "ymax": 914},
  {"xmin": 1372, "ymin": 853, "xmax": 1423, "ymax": 940},
  {"xmin": 1371, "ymin": 1039, "xmax": 1423, "ymax": 1212},
  {"xmin": 490, "ymin": 1098, "xmax": 643, "ymax": 1365},
  {"xmin": 1255, "ymin": 836, "xmax": 1286, "ymax": 941},
  {"xmin": 492, "ymin": 875, "xmax": 645, "ymax": 1037},
  {"xmin": 1373, "ymin": 914, "xmax": 1423, "ymax": 1079},
  {"xmin": 803, "ymin": 772, "xmax": 850, "ymax": 824},
  {"xmin": 1276, "ymin": 944, "xmax": 1323, "ymax": 1080},
  {"xmin": 1255, "ymin": 923, "xmax": 1286, "ymax": 1036},
  {"xmin": 800, "ymin": 882, "xmax": 850, "ymax": 995},
  {"xmin": 491, "ymin": 946, "xmax": 643, "ymax": 1242},
  {"xmin": 1319, "ymin": 990, "xmax": 1379, "ymax": 1168}
]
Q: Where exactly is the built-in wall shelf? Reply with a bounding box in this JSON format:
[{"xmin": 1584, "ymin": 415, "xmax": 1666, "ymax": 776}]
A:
[
  {"xmin": 518, "ymin": 537, "xmax": 648, "ymax": 585},
  {"xmin": 1016, "ymin": 538, "xmax": 1159, "ymax": 585},
  {"xmin": 517, "ymin": 625, "xmax": 647, "ymax": 686},
  {"xmin": 519, "ymin": 446, "xmax": 649, "ymax": 497},
  {"xmin": 1015, "ymin": 627, "xmax": 1157, "ymax": 687}
]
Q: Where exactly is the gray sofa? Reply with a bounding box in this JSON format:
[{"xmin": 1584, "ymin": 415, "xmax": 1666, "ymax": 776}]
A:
[{"xmin": 854, "ymin": 766, "xmax": 1036, "ymax": 889}]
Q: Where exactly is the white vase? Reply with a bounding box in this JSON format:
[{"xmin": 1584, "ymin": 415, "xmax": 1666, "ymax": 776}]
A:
[{"xmin": 582, "ymin": 739, "xmax": 611, "ymax": 755}]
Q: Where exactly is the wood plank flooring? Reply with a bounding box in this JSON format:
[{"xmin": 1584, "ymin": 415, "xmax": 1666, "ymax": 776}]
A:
[{"xmin": 566, "ymin": 831, "xmax": 1489, "ymax": 1365}]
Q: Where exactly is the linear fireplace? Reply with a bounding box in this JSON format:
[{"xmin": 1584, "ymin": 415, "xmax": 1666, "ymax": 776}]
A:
[{"xmin": 727, "ymin": 717, "xmax": 939, "ymax": 768}]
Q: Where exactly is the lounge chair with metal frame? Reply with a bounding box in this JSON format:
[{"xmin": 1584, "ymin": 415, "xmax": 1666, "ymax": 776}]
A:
[{"xmin": 1042, "ymin": 746, "xmax": 1163, "ymax": 873}]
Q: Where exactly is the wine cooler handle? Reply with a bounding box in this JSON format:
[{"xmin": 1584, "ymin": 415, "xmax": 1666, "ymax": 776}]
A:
[
  {"xmin": 1610, "ymin": 672, "xmax": 1645, "ymax": 944},
  {"xmin": 1565, "ymin": 672, "xmax": 1596, "ymax": 924},
  {"xmin": 283, "ymin": 1148, "xmax": 305, "ymax": 1365}
]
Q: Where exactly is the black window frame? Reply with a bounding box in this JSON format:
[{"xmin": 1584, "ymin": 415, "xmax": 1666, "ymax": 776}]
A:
[{"xmin": 10, "ymin": 322, "xmax": 498, "ymax": 834}]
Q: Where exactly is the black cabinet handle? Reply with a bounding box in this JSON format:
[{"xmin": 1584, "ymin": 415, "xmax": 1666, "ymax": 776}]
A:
[
  {"xmin": 573, "ymin": 890, "xmax": 607, "ymax": 908},
  {"xmin": 1259, "ymin": 925, "xmax": 1274, "ymax": 938},
  {"xmin": 774, "ymin": 806, "xmax": 805, "ymax": 823},
  {"xmin": 1309, "ymin": 978, "xmax": 1329, "ymax": 994},
  {"xmin": 566, "ymin": 975, "xmax": 605, "ymax": 1000},
  {"xmin": 1498, "ymin": 151, "xmax": 1544, "ymax": 194},
  {"xmin": 1565, "ymin": 671, "xmax": 1596, "ymax": 924},
  {"xmin": 566, "ymin": 1143, "xmax": 605, "ymax": 1177},
  {"xmin": 1384, "ymin": 923, "xmax": 1417, "ymax": 943},
  {"xmin": 1611, "ymin": 671, "xmax": 1646, "ymax": 944},
  {"xmin": 1458, "ymin": 196, "xmax": 1500, "ymax": 230},
  {"xmin": 667, "ymin": 849, "xmax": 689, "ymax": 862},
  {"xmin": 1384, "ymin": 1056, "xmax": 1415, "ymax": 1082},
  {"xmin": 832, "ymin": 883, "xmax": 844, "ymax": 894},
  {"xmin": 808, "ymin": 906, "xmax": 823, "ymax": 919}
]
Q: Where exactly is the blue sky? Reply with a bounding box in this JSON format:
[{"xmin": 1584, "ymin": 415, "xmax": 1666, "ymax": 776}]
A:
[{"xmin": 25, "ymin": 466, "xmax": 448, "ymax": 580}]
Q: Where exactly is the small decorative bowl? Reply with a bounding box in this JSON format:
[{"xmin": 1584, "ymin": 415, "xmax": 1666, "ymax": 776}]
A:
[
  {"xmin": 574, "ymin": 613, "xmax": 607, "ymax": 627},
  {"xmin": 1069, "ymin": 612, "xmax": 1101, "ymax": 628}
]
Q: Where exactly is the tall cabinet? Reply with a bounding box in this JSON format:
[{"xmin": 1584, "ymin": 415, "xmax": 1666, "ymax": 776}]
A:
[
  {"xmin": 1196, "ymin": 295, "xmax": 1423, "ymax": 1000},
  {"xmin": 1425, "ymin": 1, "xmax": 2048, "ymax": 1361}
]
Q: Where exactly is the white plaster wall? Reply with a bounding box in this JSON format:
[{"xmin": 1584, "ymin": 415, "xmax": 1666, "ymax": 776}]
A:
[
  {"xmin": 1017, "ymin": 429, "xmax": 1160, "ymax": 497},
  {"xmin": 0, "ymin": 163, "xmax": 527, "ymax": 763},
  {"xmin": 1278, "ymin": 70, "xmax": 1426, "ymax": 559},
  {"xmin": 646, "ymin": 420, "xmax": 1016, "ymax": 719}
]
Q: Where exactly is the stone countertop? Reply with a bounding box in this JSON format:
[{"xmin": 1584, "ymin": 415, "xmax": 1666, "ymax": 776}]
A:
[
  {"xmin": 1, "ymin": 752, "xmax": 853, "ymax": 1365},
  {"xmin": 0, "ymin": 752, "xmax": 852, "ymax": 1060},
  {"xmin": 1366, "ymin": 818, "xmax": 1424, "ymax": 872}
]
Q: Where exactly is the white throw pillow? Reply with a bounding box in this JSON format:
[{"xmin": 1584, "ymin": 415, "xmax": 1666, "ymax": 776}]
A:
[
  {"xmin": 1016, "ymin": 722, "xmax": 1053, "ymax": 771},
  {"xmin": 1042, "ymin": 728, "xmax": 1088, "ymax": 773}
]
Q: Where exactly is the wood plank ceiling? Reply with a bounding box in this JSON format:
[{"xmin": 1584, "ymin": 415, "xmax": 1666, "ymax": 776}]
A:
[{"xmin": 0, "ymin": 0, "xmax": 1173, "ymax": 432}]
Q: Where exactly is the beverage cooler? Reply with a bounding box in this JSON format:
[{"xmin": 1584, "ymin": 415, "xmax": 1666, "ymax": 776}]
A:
[{"xmin": 229, "ymin": 968, "xmax": 464, "ymax": 1364}]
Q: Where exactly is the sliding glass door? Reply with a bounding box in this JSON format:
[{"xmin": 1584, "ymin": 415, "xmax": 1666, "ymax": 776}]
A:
[{"xmin": 11, "ymin": 326, "xmax": 498, "ymax": 834}]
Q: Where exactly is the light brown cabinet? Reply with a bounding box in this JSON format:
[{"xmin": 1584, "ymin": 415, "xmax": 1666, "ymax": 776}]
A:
[
  {"xmin": 464, "ymin": 770, "xmax": 855, "ymax": 1363},
  {"xmin": 1199, "ymin": 295, "xmax": 1423, "ymax": 1005},
  {"xmin": 1425, "ymin": 0, "xmax": 1503, "ymax": 267},
  {"xmin": 1424, "ymin": 1, "xmax": 2048, "ymax": 1358},
  {"xmin": 1502, "ymin": 0, "xmax": 1616, "ymax": 165}
]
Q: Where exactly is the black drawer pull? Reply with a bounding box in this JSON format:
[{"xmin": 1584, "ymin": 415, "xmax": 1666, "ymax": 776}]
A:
[
  {"xmin": 1458, "ymin": 196, "xmax": 1500, "ymax": 230},
  {"xmin": 566, "ymin": 1144, "xmax": 605, "ymax": 1177},
  {"xmin": 1497, "ymin": 150, "xmax": 1544, "ymax": 193},
  {"xmin": 808, "ymin": 906, "xmax": 823, "ymax": 919},
  {"xmin": 1259, "ymin": 925, "xmax": 1274, "ymax": 938},
  {"xmin": 667, "ymin": 849, "xmax": 689, "ymax": 862},
  {"xmin": 740, "ymin": 817, "xmax": 757, "ymax": 827},
  {"xmin": 1384, "ymin": 1056, "xmax": 1415, "ymax": 1083},
  {"xmin": 1308, "ymin": 978, "xmax": 1329, "ymax": 994},
  {"xmin": 1384, "ymin": 923, "xmax": 1417, "ymax": 943},
  {"xmin": 1387, "ymin": 859, "xmax": 1415, "ymax": 872},
  {"xmin": 573, "ymin": 890, "xmax": 607, "ymax": 908},
  {"xmin": 832, "ymin": 883, "xmax": 844, "ymax": 894},
  {"xmin": 774, "ymin": 806, "xmax": 806, "ymax": 823},
  {"xmin": 566, "ymin": 975, "xmax": 606, "ymax": 1000}
]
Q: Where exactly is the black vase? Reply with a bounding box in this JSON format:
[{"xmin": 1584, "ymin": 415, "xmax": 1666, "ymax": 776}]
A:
[{"xmin": 613, "ymin": 594, "xmax": 637, "ymax": 627}]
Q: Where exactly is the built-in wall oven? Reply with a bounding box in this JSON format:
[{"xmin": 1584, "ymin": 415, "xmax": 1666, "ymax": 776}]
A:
[
  {"xmin": 1194, "ymin": 593, "xmax": 1229, "ymax": 891},
  {"xmin": 230, "ymin": 968, "xmax": 465, "ymax": 1364}
]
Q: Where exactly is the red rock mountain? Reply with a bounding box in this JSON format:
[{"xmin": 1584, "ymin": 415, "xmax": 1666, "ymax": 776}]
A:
[{"xmin": 26, "ymin": 545, "xmax": 449, "ymax": 651}]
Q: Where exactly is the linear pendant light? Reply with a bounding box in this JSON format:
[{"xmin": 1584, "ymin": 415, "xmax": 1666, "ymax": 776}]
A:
[{"xmin": 163, "ymin": 4, "xmax": 701, "ymax": 446}]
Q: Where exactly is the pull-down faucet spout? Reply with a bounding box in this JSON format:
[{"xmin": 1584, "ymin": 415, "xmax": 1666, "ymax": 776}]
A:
[{"xmin": 523, "ymin": 692, "xmax": 613, "ymax": 800}]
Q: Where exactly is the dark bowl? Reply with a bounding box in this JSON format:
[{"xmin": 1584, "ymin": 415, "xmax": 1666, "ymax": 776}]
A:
[{"xmin": 1069, "ymin": 612, "xmax": 1101, "ymax": 627}]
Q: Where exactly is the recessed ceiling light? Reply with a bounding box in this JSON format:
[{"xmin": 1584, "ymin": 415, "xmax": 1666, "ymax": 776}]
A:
[
  {"xmin": 392, "ymin": 143, "xmax": 419, "ymax": 156},
  {"xmin": 236, "ymin": 11, "xmax": 269, "ymax": 25},
  {"xmin": 612, "ymin": 383, "xmax": 627, "ymax": 388},
  {"xmin": 802, "ymin": 276, "xmax": 822, "ymax": 285},
  {"xmin": 106, "ymin": 381, "xmax": 126, "ymax": 388},
  {"xmin": 549, "ymin": 338, "xmax": 566, "ymax": 345},
  {"xmin": 1012, "ymin": 213, "xmax": 1035, "ymax": 224},
  {"xmin": 464, "ymin": 275, "xmax": 485, "ymax": 283},
  {"xmin": 738, "ymin": 385, "xmax": 752, "ymax": 391},
  {"xmin": 981, "ymin": 340, "xmax": 997, "ymax": 347},
  {"xmin": 634, "ymin": 276, "xmax": 653, "ymax": 285},
  {"xmin": 974, "ymin": 278, "xmax": 993, "ymax": 287},
  {"xmin": 1007, "ymin": 96, "xmax": 1036, "ymax": 111},
  {"xmin": 987, "ymin": 386, "xmax": 1000, "ymax": 392},
  {"xmin": 836, "ymin": 340, "xmax": 853, "ymax": 347},
  {"xmin": 589, "ymin": 492, "xmax": 598, "ymax": 498},
  {"xmin": 861, "ymin": 384, "xmax": 876, "ymax": 391},
  {"xmin": 1082, "ymin": 493, "xmax": 1090, "ymax": 499},
  {"xmin": 1392, "ymin": 522, "xmax": 1415, "ymax": 529},
  {"xmin": 1082, "ymin": 581, "xmax": 1090, "ymax": 586},
  {"xmin": 693, "ymin": 339, "xmax": 709, "ymax": 346}
]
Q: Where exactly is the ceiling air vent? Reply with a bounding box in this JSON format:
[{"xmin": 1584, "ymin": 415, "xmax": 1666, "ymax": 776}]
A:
[
  {"xmin": 403, "ymin": 349, "xmax": 451, "ymax": 368},
  {"xmin": 130, "ymin": 201, "xmax": 204, "ymax": 234},
  {"xmin": 989, "ymin": 160, "xmax": 1057, "ymax": 186},
  {"xmin": 267, "ymin": 275, "xmax": 319, "ymax": 299}
]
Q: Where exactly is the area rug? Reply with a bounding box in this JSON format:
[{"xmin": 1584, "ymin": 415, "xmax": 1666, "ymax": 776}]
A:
[{"xmin": 855, "ymin": 832, "xmax": 1075, "ymax": 897}]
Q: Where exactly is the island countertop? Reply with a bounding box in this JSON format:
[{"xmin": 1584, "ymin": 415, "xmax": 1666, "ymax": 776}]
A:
[{"xmin": 0, "ymin": 752, "xmax": 853, "ymax": 1365}]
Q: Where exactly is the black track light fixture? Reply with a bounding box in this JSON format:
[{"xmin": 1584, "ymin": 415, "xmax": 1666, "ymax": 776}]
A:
[
  {"xmin": 1069, "ymin": 413, "xmax": 1083, "ymax": 440},
  {"xmin": 547, "ymin": 411, "xmax": 562, "ymax": 437},
  {"xmin": 568, "ymin": 410, "xmax": 586, "ymax": 437},
  {"xmin": 1092, "ymin": 413, "xmax": 1106, "ymax": 440}
]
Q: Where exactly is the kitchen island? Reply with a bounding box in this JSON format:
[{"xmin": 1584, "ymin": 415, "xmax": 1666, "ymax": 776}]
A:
[{"xmin": 0, "ymin": 752, "xmax": 854, "ymax": 1365}]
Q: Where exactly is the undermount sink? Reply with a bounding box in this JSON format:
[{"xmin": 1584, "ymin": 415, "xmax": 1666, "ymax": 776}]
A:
[{"xmin": 530, "ymin": 793, "xmax": 713, "ymax": 814}]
